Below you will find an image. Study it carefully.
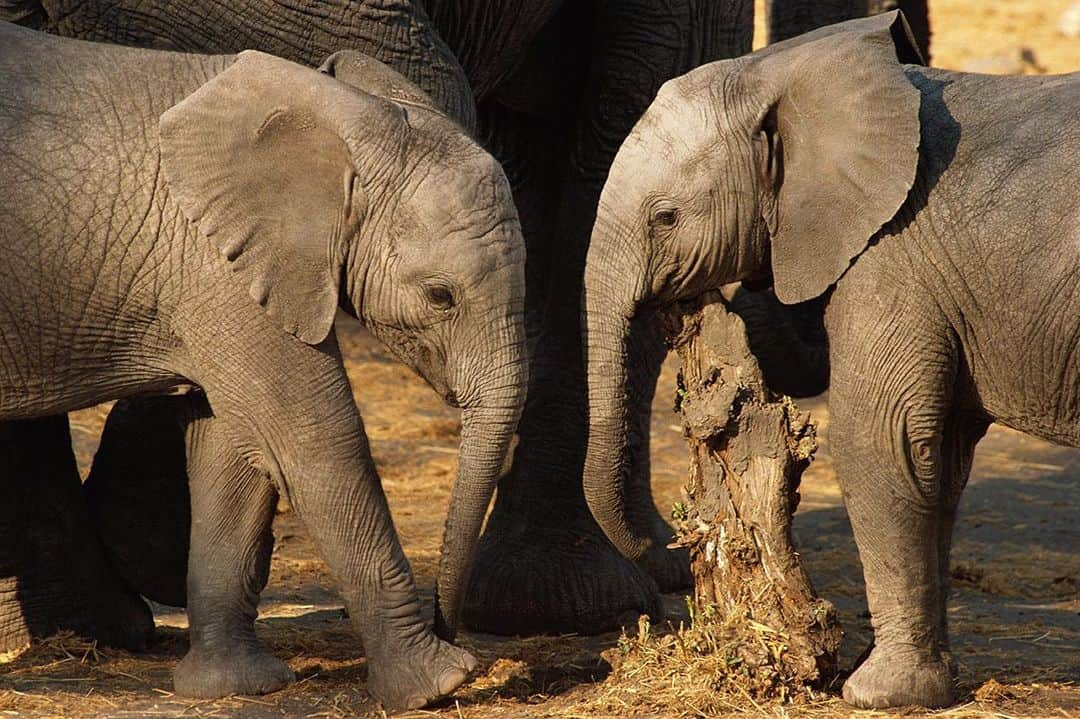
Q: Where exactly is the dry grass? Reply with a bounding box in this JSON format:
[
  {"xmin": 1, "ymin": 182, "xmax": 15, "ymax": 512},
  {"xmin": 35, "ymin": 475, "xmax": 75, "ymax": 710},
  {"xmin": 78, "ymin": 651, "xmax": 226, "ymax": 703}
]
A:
[{"xmin": 596, "ymin": 610, "xmax": 827, "ymax": 717}]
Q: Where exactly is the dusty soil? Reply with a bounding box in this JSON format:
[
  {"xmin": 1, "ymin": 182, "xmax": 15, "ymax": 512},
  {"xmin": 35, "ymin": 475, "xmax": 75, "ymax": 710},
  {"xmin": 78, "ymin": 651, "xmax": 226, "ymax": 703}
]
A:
[{"xmin": 3, "ymin": 2, "xmax": 1077, "ymax": 716}]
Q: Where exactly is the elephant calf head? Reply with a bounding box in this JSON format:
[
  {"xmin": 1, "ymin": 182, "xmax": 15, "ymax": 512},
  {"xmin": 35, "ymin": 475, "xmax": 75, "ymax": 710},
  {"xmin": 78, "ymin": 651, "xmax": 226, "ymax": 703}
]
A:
[
  {"xmin": 161, "ymin": 51, "xmax": 527, "ymax": 638},
  {"xmin": 582, "ymin": 11, "xmax": 924, "ymax": 563}
]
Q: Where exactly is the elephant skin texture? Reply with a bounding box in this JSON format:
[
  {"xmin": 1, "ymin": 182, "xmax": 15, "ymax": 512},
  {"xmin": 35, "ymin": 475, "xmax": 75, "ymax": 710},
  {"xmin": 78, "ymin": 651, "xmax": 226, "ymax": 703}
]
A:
[
  {"xmin": 2, "ymin": 0, "xmax": 928, "ymax": 637},
  {"xmin": 583, "ymin": 11, "xmax": 1078, "ymax": 711},
  {"xmin": 0, "ymin": 24, "xmax": 527, "ymax": 709}
]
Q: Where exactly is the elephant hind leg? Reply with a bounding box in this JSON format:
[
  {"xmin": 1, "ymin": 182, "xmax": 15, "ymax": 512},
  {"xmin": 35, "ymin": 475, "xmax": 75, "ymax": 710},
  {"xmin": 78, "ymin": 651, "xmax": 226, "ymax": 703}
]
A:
[
  {"xmin": 169, "ymin": 395, "xmax": 291, "ymax": 698},
  {"xmin": 0, "ymin": 414, "xmax": 154, "ymax": 653},
  {"xmin": 84, "ymin": 397, "xmax": 193, "ymax": 608}
]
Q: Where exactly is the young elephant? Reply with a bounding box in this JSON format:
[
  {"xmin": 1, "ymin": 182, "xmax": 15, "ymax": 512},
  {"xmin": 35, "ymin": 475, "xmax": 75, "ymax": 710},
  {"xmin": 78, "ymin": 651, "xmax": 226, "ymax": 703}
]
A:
[
  {"xmin": 582, "ymin": 11, "xmax": 1078, "ymax": 710},
  {"xmin": 0, "ymin": 23, "xmax": 526, "ymax": 709}
]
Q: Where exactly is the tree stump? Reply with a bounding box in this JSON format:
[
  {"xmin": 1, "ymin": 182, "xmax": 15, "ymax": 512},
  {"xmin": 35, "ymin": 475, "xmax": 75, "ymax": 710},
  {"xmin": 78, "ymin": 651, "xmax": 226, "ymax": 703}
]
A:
[{"xmin": 664, "ymin": 293, "xmax": 842, "ymax": 690}]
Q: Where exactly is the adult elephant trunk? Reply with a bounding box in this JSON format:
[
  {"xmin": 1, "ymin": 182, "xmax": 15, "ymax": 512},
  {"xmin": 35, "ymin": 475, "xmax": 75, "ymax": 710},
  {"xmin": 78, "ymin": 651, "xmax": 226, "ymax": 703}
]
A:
[
  {"xmin": 434, "ymin": 337, "xmax": 525, "ymax": 640},
  {"xmin": 581, "ymin": 219, "xmax": 655, "ymax": 565}
]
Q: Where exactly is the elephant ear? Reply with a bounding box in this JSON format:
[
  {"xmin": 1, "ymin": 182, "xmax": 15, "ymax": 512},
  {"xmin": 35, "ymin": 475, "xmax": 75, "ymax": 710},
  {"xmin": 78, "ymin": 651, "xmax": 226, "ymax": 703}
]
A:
[
  {"xmin": 748, "ymin": 11, "xmax": 923, "ymax": 305},
  {"xmin": 318, "ymin": 50, "xmax": 441, "ymax": 113},
  {"xmin": 160, "ymin": 51, "xmax": 372, "ymax": 345}
]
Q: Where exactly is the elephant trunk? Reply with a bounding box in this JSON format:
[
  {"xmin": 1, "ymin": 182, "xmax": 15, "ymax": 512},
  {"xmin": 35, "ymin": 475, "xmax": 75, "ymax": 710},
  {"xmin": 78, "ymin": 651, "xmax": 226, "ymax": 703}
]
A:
[
  {"xmin": 434, "ymin": 337, "xmax": 525, "ymax": 640},
  {"xmin": 581, "ymin": 220, "xmax": 654, "ymax": 564}
]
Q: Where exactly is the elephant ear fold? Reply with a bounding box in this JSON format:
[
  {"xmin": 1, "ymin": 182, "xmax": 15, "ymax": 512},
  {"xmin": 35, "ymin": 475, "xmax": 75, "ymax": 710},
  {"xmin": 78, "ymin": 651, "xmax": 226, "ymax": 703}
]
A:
[
  {"xmin": 318, "ymin": 50, "xmax": 440, "ymax": 113},
  {"xmin": 160, "ymin": 51, "xmax": 368, "ymax": 345},
  {"xmin": 749, "ymin": 11, "xmax": 923, "ymax": 305}
]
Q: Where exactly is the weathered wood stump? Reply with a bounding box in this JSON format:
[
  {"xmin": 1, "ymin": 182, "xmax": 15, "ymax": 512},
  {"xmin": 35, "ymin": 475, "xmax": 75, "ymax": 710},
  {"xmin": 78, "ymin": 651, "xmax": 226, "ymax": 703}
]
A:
[{"xmin": 663, "ymin": 292, "xmax": 842, "ymax": 691}]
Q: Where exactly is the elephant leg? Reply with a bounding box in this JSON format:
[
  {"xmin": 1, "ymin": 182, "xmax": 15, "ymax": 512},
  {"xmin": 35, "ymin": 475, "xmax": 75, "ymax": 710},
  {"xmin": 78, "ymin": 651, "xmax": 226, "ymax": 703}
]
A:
[
  {"xmin": 870, "ymin": 0, "xmax": 931, "ymax": 63},
  {"xmin": 463, "ymin": 311, "xmax": 662, "ymax": 634},
  {"xmin": 0, "ymin": 415, "xmax": 154, "ymax": 653},
  {"xmin": 726, "ymin": 285, "xmax": 830, "ymax": 398},
  {"xmin": 827, "ymin": 308, "xmax": 956, "ymax": 709},
  {"xmin": 84, "ymin": 397, "xmax": 193, "ymax": 608},
  {"xmin": 463, "ymin": 8, "xmax": 662, "ymax": 635},
  {"xmin": 170, "ymin": 396, "xmax": 292, "ymax": 698},
  {"xmin": 766, "ymin": 0, "xmax": 863, "ymax": 44},
  {"xmin": 468, "ymin": 0, "xmax": 758, "ymax": 632},
  {"xmin": 934, "ymin": 413, "xmax": 988, "ymax": 676}
]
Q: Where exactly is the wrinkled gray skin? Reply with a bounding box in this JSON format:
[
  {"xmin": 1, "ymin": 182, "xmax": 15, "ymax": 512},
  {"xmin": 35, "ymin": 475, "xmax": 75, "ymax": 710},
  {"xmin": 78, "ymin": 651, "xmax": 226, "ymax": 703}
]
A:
[
  {"xmin": 583, "ymin": 12, "xmax": 1079, "ymax": 709},
  {"xmin": 0, "ymin": 23, "xmax": 526, "ymax": 709},
  {"xmin": 0, "ymin": 0, "xmax": 928, "ymax": 638}
]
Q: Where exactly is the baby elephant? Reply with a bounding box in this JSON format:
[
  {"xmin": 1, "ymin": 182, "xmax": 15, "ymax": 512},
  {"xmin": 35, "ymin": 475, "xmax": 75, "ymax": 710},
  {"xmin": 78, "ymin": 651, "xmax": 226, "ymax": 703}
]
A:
[
  {"xmin": 582, "ymin": 11, "xmax": 1078, "ymax": 710},
  {"xmin": 0, "ymin": 23, "xmax": 526, "ymax": 709}
]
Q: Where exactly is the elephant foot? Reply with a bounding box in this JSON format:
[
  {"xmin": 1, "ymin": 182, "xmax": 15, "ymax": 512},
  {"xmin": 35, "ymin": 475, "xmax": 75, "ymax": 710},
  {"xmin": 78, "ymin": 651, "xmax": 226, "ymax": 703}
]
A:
[
  {"xmin": 843, "ymin": 645, "xmax": 954, "ymax": 709},
  {"xmin": 365, "ymin": 633, "xmax": 477, "ymax": 710},
  {"xmin": 464, "ymin": 513, "xmax": 662, "ymax": 635},
  {"xmin": 0, "ymin": 574, "xmax": 155, "ymax": 653},
  {"xmin": 174, "ymin": 644, "xmax": 295, "ymax": 698}
]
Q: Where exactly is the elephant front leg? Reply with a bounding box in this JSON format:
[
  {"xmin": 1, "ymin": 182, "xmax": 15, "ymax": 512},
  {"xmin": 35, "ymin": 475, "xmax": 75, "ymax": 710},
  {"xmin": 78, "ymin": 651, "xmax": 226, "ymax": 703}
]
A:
[
  {"xmin": 277, "ymin": 433, "xmax": 477, "ymax": 709},
  {"xmin": 828, "ymin": 350, "xmax": 956, "ymax": 708},
  {"xmin": 0, "ymin": 415, "xmax": 154, "ymax": 653},
  {"xmin": 171, "ymin": 399, "xmax": 293, "ymax": 698}
]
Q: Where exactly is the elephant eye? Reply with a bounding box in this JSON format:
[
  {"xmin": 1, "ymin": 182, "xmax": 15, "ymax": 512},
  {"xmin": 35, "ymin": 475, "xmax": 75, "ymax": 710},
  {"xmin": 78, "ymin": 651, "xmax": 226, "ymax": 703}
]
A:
[
  {"xmin": 424, "ymin": 284, "xmax": 456, "ymax": 311},
  {"xmin": 651, "ymin": 207, "xmax": 679, "ymax": 228}
]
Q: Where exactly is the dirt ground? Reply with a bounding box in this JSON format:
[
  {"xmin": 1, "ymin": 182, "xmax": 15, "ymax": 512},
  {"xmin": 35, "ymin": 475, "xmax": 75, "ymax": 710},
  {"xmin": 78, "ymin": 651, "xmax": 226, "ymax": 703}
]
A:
[{"xmin": 3, "ymin": 1, "xmax": 1078, "ymax": 716}]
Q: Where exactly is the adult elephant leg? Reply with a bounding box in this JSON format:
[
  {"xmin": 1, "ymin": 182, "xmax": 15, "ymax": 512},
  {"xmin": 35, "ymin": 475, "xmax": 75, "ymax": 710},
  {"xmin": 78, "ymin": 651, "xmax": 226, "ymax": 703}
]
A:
[
  {"xmin": 0, "ymin": 415, "xmax": 154, "ymax": 652},
  {"xmin": 36, "ymin": 0, "xmax": 477, "ymax": 133},
  {"xmin": 868, "ymin": 0, "xmax": 930, "ymax": 62},
  {"xmin": 565, "ymin": 0, "xmax": 755, "ymax": 592},
  {"xmin": 621, "ymin": 311, "xmax": 691, "ymax": 590},
  {"xmin": 463, "ymin": 94, "xmax": 662, "ymax": 636},
  {"xmin": 766, "ymin": 0, "xmax": 861, "ymax": 44},
  {"xmin": 171, "ymin": 396, "xmax": 291, "ymax": 698},
  {"xmin": 725, "ymin": 285, "xmax": 830, "ymax": 398},
  {"xmin": 462, "ymin": 4, "xmax": 660, "ymax": 636},
  {"xmin": 466, "ymin": 0, "xmax": 755, "ymax": 633},
  {"xmin": 84, "ymin": 396, "xmax": 193, "ymax": 608}
]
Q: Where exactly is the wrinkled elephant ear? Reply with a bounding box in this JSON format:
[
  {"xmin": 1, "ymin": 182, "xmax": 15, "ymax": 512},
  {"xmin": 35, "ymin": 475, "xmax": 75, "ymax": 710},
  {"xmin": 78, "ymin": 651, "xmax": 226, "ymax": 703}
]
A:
[
  {"xmin": 319, "ymin": 50, "xmax": 441, "ymax": 114},
  {"xmin": 160, "ymin": 51, "xmax": 377, "ymax": 345},
  {"xmin": 746, "ymin": 11, "xmax": 923, "ymax": 305}
]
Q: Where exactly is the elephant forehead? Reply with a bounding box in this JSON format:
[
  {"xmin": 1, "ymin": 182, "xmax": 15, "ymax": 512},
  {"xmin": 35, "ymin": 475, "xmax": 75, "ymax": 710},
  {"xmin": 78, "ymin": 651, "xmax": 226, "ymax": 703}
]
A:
[
  {"xmin": 625, "ymin": 103, "xmax": 727, "ymax": 195},
  {"xmin": 397, "ymin": 157, "xmax": 514, "ymax": 230},
  {"xmin": 390, "ymin": 198, "xmax": 522, "ymax": 279}
]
